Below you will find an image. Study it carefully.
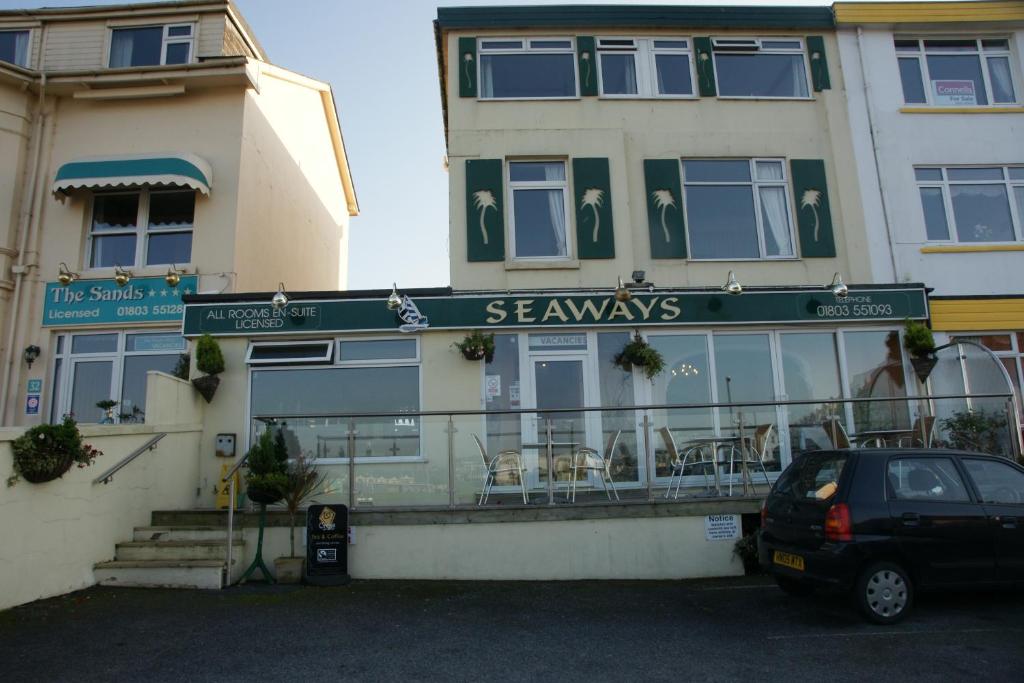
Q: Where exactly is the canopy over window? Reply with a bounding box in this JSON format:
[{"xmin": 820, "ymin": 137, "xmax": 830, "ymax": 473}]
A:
[{"xmin": 52, "ymin": 153, "xmax": 213, "ymax": 196}]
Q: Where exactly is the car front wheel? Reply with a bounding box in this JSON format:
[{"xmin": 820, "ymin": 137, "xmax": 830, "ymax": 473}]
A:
[{"xmin": 856, "ymin": 561, "xmax": 913, "ymax": 624}]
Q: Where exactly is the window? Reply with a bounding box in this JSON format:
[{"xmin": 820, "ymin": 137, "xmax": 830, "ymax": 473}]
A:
[
  {"xmin": 950, "ymin": 333, "xmax": 1023, "ymax": 416},
  {"xmin": 963, "ymin": 458, "xmax": 1024, "ymax": 504},
  {"xmin": 772, "ymin": 452, "xmax": 848, "ymax": 501},
  {"xmin": 597, "ymin": 38, "xmax": 694, "ymax": 97},
  {"xmin": 52, "ymin": 330, "xmax": 186, "ymax": 423},
  {"xmin": 713, "ymin": 38, "xmax": 809, "ymax": 98},
  {"xmin": 888, "ymin": 457, "xmax": 971, "ymax": 502},
  {"xmin": 0, "ymin": 29, "xmax": 29, "ymax": 67},
  {"xmin": 89, "ymin": 189, "xmax": 195, "ymax": 268},
  {"xmin": 478, "ymin": 38, "xmax": 576, "ymax": 98},
  {"xmin": 246, "ymin": 341, "xmax": 334, "ymax": 365},
  {"xmin": 915, "ymin": 166, "xmax": 1024, "ymax": 243},
  {"xmin": 682, "ymin": 158, "xmax": 795, "ymax": 259},
  {"xmin": 248, "ymin": 338, "xmax": 421, "ymax": 461},
  {"xmin": 109, "ymin": 24, "xmax": 194, "ymax": 68},
  {"xmin": 896, "ymin": 38, "xmax": 1017, "ymax": 106},
  {"xmin": 508, "ymin": 161, "xmax": 570, "ymax": 259}
]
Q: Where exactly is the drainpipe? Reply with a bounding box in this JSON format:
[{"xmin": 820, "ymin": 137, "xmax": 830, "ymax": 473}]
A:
[
  {"xmin": 0, "ymin": 24, "xmax": 48, "ymax": 423},
  {"xmin": 856, "ymin": 27, "xmax": 899, "ymax": 282}
]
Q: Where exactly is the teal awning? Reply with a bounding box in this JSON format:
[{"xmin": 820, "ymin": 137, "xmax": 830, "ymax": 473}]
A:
[{"xmin": 53, "ymin": 153, "xmax": 213, "ymax": 195}]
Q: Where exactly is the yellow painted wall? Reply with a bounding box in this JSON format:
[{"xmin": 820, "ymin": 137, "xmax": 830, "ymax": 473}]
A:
[
  {"xmin": 930, "ymin": 298, "xmax": 1024, "ymax": 332},
  {"xmin": 445, "ymin": 30, "xmax": 872, "ymax": 292}
]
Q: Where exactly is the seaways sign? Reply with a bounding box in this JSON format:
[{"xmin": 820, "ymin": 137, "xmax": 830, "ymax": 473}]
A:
[
  {"xmin": 182, "ymin": 287, "xmax": 928, "ymax": 337},
  {"xmin": 43, "ymin": 276, "xmax": 198, "ymax": 327}
]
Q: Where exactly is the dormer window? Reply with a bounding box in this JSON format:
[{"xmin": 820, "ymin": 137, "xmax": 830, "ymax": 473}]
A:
[
  {"xmin": 109, "ymin": 24, "xmax": 194, "ymax": 68},
  {"xmin": 0, "ymin": 30, "xmax": 29, "ymax": 67},
  {"xmin": 712, "ymin": 38, "xmax": 810, "ymax": 98}
]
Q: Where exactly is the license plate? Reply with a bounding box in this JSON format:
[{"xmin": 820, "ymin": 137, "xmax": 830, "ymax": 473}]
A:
[{"xmin": 773, "ymin": 550, "xmax": 805, "ymax": 571}]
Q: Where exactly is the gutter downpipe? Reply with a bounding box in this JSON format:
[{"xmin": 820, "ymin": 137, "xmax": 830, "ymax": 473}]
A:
[
  {"xmin": 0, "ymin": 24, "xmax": 48, "ymax": 423},
  {"xmin": 856, "ymin": 26, "xmax": 899, "ymax": 283}
]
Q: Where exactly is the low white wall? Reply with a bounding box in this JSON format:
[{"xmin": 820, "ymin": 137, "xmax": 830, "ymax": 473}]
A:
[
  {"xmin": 246, "ymin": 516, "xmax": 743, "ymax": 581},
  {"xmin": 0, "ymin": 372, "xmax": 204, "ymax": 610}
]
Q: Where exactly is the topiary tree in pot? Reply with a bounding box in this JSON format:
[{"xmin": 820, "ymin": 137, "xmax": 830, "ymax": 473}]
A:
[
  {"xmin": 238, "ymin": 426, "xmax": 288, "ymax": 584},
  {"xmin": 192, "ymin": 334, "xmax": 225, "ymax": 402},
  {"xmin": 274, "ymin": 451, "xmax": 326, "ymax": 584}
]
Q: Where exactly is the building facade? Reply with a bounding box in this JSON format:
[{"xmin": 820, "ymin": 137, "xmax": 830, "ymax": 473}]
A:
[
  {"xmin": 0, "ymin": 0, "xmax": 358, "ymax": 427},
  {"xmin": 836, "ymin": 0, "xmax": 1024, "ymax": 418}
]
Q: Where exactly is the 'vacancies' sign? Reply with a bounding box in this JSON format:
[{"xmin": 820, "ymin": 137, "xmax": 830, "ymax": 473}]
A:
[{"xmin": 183, "ymin": 287, "xmax": 928, "ymax": 337}]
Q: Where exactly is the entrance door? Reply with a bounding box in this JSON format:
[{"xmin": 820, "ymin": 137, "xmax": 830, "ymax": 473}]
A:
[{"xmin": 527, "ymin": 356, "xmax": 598, "ymax": 489}]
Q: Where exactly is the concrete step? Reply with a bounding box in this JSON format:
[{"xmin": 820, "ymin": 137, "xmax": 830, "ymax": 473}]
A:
[
  {"xmin": 115, "ymin": 539, "xmax": 244, "ymax": 562},
  {"xmin": 94, "ymin": 560, "xmax": 226, "ymax": 590},
  {"xmin": 133, "ymin": 526, "xmax": 243, "ymax": 543}
]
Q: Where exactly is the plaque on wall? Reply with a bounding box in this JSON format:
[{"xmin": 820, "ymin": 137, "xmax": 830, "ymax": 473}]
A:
[{"xmin": 305, "ymin": 504, "xmax": 350, "ymax": 586}]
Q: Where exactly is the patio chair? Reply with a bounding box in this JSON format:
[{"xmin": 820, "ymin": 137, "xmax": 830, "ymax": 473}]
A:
[
  {"xmin": 659, "ymin": 427, "xmax": 713, "ymax": 499},
  {"xmin": 897, "ymin": 416, "xmax": 937, "ymax": 448},
  {"xmin": 718, "ymin": 424, "xmax": 775, "ymax": 496},
  {"xmin": 473, "ymin": 434, "xmax": 527, "ymax": 505},
  {"xmin": 821, "ymin": 417, "xmax": 851, "ymax": 449},
  {"xmin": 567, "ymin": 430, "xmax": 621, "ymax": 503}
]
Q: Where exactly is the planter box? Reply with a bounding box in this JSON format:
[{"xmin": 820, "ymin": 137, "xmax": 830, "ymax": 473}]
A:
[{"xmin": 274, "ymin": 557, "xmax": 304, "ymax": 584}]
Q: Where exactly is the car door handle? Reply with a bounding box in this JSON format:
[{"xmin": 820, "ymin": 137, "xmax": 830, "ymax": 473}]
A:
[
  {"xmin": 901, "ymin": 512, "xmax": 920, "ymax": 527},
  {"xmin": 997, "ymin": 516, "xmax": 1018, "ymax": 529}
]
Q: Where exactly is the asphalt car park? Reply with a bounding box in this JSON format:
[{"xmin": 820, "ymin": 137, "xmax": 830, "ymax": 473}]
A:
[{"xmin": 1, "ymin": 578, "xmax": 1022, "ymax": 682}]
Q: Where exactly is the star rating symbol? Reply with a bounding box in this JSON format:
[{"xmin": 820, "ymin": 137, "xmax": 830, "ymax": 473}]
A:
[
  {"xmin": 148, "ymin": 289, "xmax": 157, "ymax": 298},
  {"xmin": 171, "ymin": 289, "xmax": 180, "ymax": 297},
  {"xmin": 160, "ymin": 289, "xmax": 168, "ymax": 297},
  {"xmin": 183, "ymin": 288, "xmax": 192, "ymax": 295}
]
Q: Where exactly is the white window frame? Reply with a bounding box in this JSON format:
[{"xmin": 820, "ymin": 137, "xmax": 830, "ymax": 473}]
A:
[
  {"xmin": 507, "ymin": 159, "xmax": 573, "ymax": 261},
  {"xmin": 681, "ymin": 157, "xmax": 798, "ymax": 261},
  {"xmin": 477, "ymin": 37, "xmax": 578, "ymax": 100},
  {"xmin": 596, "ymin": 37, "xmax": 696, "ymax": 99},
  {"xmin": 86, "ymin": 188, "xmax": 195, "ymax": 270},
  {"xmin": 0, "ymin": 28, "xmax": 31, "ymax": 68},
  {"xmin": 245, "ymin": 340, "xmax": 334, "ymax": 365},
  {"xmin": 895, "ymin": 36, "xmax": 1018, "ymax": 107},
  {"xmin": 50, "ymin": 329, "xmax": 186, "ymax": 423},
  {"xmin": 108, "ymin": 23, "xmax": 194, "ymax": 68},
  {"xmin": 711, "ymin": 37, "xmax": 812, "ymax": 100},
  {"xmin": 915, "ymin": 165, "xmax": 1024, "ymax": 244}
]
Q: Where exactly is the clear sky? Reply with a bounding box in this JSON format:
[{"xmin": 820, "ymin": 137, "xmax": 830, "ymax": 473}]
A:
[{"xmin": 1, "ymin": 0, "xmax": 933, "ymax": 290}]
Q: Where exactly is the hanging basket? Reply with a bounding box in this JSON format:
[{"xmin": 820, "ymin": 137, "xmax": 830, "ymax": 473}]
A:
[
  {"xmin": 19, "ymin": 456, "xmax": 74, "ymax": 484},
  {"xmin": 192, "ymin": 374, "xmax": 221, "ymax": 403},
  {"xmin": 459, "ymin": 346, "xmax": 493, "ymax": 363},
  {"xmin": 910, "ymin": 355, "xmax": 938, "ymax": 383}
]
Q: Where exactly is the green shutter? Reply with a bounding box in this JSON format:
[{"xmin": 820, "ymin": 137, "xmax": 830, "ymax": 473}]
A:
[
  {"xmin": 693, "ymin": 37, "xmax": 716, "ymax": 97},
  {"xmin": 577, "ymin": 36, "xmax": 597, "ymax": 96},
  {"xmin": 790, "ymin": 159, "xmax": 836, "ymax": 258},
  {"xmin": 806, "ymin": 36, "xmax": 831, "ymax": 92},
  {"xmin": 644, "ymin": 159, "xmax": 687, "ymax": 259},
  {"xmin": 572, "ymin": 158, "xmax": 614, "ymax": 259},
  {"xmin": 458, "ymin": 37, "xmax": 477, "ymax": 98},
  {"xmin": 466, "ymin": 159, "xmax": 504, "ymax": 262}
]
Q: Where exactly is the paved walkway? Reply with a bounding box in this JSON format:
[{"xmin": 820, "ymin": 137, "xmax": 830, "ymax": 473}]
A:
[{"xmin": 1, "ymin": 577, "xmax": 1022, "ymax": 682}]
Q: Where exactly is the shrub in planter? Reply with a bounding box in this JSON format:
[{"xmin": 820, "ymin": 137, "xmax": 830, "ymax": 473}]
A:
[
  {"xmin": 453, "ymin": 330, "xmax": 495, "ymax": 362},
  {"xmin": 192, "ymin": 334, "xmax": 225, "ymax": 402},
  {"xmin": 613, "ymin": 334, "xmax": 665, "ymax": 380},
  {"xmin": 733, "ymin": 532, "xmax": 762, "ymax": 575},
  {"xmin": 904, "ymin": 318, "xmax": 938, "ymax": 382},
  {"xmin": 275, "ymin": 451, "xmax": 326, "ymax": 583},
  {"xmin": 244, "ymin": 427, "xmax": 288, "ymax": 505},
  {"xmin": 7, "ymin": 417, "xmax": 102, "ymax": 487}
]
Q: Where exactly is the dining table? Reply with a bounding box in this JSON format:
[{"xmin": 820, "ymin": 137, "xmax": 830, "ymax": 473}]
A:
[
  {"xmin": 674, "ymin": 434, "xmax": 746, "ymax": 496},
  {"xmin": 520, "ymin": 440, "xmax": 579, "ymax": 505}
]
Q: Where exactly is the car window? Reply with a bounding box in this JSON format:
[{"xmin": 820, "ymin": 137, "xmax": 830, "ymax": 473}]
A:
[
  {"xmin": 774, "ymin": 453, "xmax": 848, "ymax": 502},
  {"xmin": 962, "ymin": 458, "xmax": 1024, "ymax": 505},
  {"xmin": 887, "ymin": 458, "xmax": 970, "ymax": 502}
]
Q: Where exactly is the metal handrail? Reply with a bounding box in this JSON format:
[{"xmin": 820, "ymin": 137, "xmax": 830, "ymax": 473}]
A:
[
  {"xmin": 221, "ymin": 448, "xmax": 254, "ymax": 587},
  {"xmin": 92, "ymin": 433, "xmax": 166, "ymax": 485}
]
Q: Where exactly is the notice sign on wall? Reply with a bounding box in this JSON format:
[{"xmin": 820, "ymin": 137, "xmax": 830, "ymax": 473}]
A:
[
  {"xmin": 932, "ymin": 80, "xmax": 976, "ymax": 106},
  {"xmin": 705, "ymin": 514, "xmax": 740, "ymax": 541},
  {"xmin": 43, "ymin": 276, "xmax": 198, "ymax": 327}
]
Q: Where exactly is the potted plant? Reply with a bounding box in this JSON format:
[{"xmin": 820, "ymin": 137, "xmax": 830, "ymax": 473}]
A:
[
  {"xmin": 275, "ymin": 451, "xmax": 326, "ymax": 584},
  {"xmin": 453, "ymin": 330, "xmax": 495, "ymax": 362},
  {"xmin": 903, "ymin": 318, "xmax": 938, "ymax": 383},
  {"xmin": 96, "ymin": 399, "xmax": 118, "ymax": 424},
  {"xmin": 244, "ymin": 427, "xmax": 288, "ymax": 505},
  {"xmin": 6, "ymin": 416, "xmax": 102, "ymax": 487},
  {"xmin": 192, "ymin": 334, "xmax": 225, "ymax": 402},
  {"xmin": 613, "ymin": 333, "xmax": 665, "ymax": 380}
]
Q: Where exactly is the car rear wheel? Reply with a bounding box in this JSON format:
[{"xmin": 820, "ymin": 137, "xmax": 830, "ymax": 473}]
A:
[
  {"xmin": 856, "ymin": 561, "xmax": 913, "ymax": 624},
  {"xmin": 775, "ymin": 575, "xmax": 815, "ymax": 597}
]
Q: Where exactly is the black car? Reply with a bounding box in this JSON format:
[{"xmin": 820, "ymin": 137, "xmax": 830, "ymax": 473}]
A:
[{"xmin": 758, "ymin": 448, "xmax": 1024, "ymax": 623}]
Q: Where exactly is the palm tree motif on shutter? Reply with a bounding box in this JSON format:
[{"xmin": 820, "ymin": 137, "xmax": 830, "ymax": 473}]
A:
[
  {"xmin": 472, "ymin": 190, "xmax": 497, "ymax": 245},
  {"xmin": 651, "ymin": 189, "xmax": 677, "ymax": 243},
  {"xmin": 697, "ymin": 51, "xmax": 712, "ymax": 93},
  {"xmin": 801, "ymin": 189, "xmax": 823, "ymax": 242},
  {"xmin": 580, "ymin": 51, "xmax": 592, "ymax": 88},
  {"xmin": 463, "ymin": 53, "xmax": 475, "ymax": 91},
  {"xmin": 581, "ymin": 188, "xmax": 605, "ymax": 242}
]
